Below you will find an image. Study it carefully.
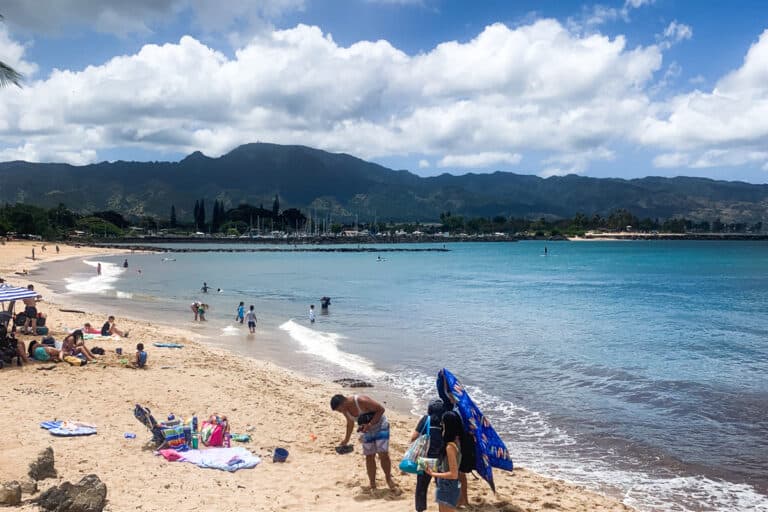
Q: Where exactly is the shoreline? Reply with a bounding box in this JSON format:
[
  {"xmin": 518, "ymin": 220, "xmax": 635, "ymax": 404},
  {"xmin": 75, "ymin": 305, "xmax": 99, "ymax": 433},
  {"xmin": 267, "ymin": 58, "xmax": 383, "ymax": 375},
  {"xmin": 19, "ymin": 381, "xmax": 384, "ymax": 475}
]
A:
[{"xmin": 0, "ymin": 240, "xmax": 635, "ymax": 511}]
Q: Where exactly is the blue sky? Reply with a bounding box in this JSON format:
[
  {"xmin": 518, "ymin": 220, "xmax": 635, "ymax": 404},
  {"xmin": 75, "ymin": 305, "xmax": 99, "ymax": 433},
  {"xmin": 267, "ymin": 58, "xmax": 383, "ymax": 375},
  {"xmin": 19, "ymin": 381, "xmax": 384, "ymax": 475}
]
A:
[{"xmin": 1, "ymin": 0, "xmax": 767, "ymax": 182}]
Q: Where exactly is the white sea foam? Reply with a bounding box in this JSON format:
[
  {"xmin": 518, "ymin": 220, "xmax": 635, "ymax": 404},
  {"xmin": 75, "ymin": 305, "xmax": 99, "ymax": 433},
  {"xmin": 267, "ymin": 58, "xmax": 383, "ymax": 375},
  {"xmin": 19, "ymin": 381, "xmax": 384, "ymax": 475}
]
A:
[
  {"xmin": 65, "ymin": 260, "xmax": 123, "ymax": 294},
  {"xmin": 115, "ymin": 291, "xmax": 133, "ymax": 299},
  {"xmin": 279, "ymin": 319, "xmax": 384, "ymax": 378},
  {"xmin": 385, "ymin": 368, "xmax": 768, "ymax": 512},
  {"xmin": 221, "ymin": 325, "xmax": 241, "ymax": 336}
]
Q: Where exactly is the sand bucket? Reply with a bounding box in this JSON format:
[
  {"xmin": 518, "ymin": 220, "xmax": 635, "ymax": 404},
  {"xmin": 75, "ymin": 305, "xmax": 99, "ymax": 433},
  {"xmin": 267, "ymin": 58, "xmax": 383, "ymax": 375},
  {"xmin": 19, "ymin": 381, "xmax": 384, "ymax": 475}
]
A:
[{"xmin": 273, "ymin": 447, "xmax": 289, "ymax": 462}]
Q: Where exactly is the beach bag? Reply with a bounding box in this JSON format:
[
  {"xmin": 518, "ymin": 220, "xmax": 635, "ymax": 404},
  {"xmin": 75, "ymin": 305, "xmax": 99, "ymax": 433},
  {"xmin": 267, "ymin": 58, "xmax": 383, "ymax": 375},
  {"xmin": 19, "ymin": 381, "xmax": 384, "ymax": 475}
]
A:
[
  {"xmin": 64, "ymin": 355, "xmax": 86, "ymax": 366},
  {"xmin": 36, "ymin": 326, "xmax": 49, "ymax": 335},
  {"xmin": 200, "ymin": 420, "xmax": 225, "ymax": 447},
  {"xmin": 162, "ymin": 423, "xmax": 188, "ymax": 451},
  {"xmin": 399, "ymin": 416, "xmax": 430, "ymax": 474}
]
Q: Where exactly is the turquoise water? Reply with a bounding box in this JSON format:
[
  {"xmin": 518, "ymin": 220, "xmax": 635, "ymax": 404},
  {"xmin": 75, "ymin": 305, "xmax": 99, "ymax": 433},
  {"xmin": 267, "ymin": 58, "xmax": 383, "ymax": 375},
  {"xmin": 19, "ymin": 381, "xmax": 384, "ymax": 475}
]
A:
[{"xmin": 48, "ymin": 241, "xmax": 768, "ymax": 511}]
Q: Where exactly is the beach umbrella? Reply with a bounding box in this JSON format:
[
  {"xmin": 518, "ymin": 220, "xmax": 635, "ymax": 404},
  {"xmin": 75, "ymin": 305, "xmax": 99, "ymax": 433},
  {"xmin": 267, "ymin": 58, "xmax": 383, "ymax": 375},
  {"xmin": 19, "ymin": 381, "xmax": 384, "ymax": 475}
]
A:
[
  {"xmin": 437, "ymin": 368, "xmax": 514, "ymax": 492},
  {"xmin": 0, "ymin": 283, "xmax": 38, "ymax": 302}
]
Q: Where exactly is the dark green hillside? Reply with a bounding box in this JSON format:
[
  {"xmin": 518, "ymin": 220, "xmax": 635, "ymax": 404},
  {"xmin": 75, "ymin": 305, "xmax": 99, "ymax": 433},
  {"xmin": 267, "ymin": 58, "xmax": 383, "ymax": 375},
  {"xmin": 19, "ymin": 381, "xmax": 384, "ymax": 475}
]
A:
[{"xmin": 1, "ymin": 142, "xmax": 766, "ymax": 223}]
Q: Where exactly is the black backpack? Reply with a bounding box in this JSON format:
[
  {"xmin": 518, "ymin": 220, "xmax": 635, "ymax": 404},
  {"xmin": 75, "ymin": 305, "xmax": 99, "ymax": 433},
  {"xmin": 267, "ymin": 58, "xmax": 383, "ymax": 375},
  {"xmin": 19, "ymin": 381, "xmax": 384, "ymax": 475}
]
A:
[{"xmin": 458, "ymin": 419, "xmax": 477, "ymax": 473}]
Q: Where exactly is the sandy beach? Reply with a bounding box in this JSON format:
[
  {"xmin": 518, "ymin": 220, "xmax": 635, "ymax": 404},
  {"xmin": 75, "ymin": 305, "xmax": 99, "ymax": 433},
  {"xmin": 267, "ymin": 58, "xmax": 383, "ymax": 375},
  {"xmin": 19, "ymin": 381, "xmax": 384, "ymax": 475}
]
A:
[{"xmin": 0, "ymin": 241, "xmax": 633, "ymax": 512}]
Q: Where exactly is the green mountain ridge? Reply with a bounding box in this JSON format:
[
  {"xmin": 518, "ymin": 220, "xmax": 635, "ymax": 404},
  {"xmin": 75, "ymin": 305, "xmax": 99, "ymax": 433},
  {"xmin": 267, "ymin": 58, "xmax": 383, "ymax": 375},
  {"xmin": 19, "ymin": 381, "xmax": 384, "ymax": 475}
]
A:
[{"xmin": 1, "ymin": 142, "xmax": 766, "ymax": 223}]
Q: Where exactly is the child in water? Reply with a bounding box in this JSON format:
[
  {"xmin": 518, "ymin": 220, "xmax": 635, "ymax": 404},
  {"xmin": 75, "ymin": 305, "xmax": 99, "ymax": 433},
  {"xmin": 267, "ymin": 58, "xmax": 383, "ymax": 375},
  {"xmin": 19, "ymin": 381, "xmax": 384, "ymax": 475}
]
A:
[
  {"xmin": 309, "ymin": 304, "xmax": 315, "ymax": 324},
  {"xmin": 236, "ymin": 302, "xmax": 245, "ymax": 324},
  {"xmin": 198, "ymin": 303, "xmax": 208, "ymax": 321}
]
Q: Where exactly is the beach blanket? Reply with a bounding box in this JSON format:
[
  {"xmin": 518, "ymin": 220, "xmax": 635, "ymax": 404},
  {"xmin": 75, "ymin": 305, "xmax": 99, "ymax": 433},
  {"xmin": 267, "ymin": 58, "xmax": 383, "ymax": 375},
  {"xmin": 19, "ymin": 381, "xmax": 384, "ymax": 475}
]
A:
[
  {"xmin": 437, "ymin": 368, "xmax": 513, "ymax": 492},
  {"xmin": 158, "ymin": 447, "xmax": 260, "ymax": 472},
  {"xmin": 153, "ymin": 343, "xmax": 184, "ymax": 349},
  {"xmin": 40, "ymin": 420, "xmax": 97, "ymax": 437}
]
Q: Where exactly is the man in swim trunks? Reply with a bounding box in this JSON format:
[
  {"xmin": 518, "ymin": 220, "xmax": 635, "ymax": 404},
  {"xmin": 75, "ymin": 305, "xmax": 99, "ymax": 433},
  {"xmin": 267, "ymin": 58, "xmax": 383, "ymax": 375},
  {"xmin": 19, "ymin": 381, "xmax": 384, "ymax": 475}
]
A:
[
  {"xmin": 331, "ymin": 394, "xmax": 396, "ymax": 490},
  {"xmin": 22, "ymin": 284, "xmax": 42, "ymax": 334}
]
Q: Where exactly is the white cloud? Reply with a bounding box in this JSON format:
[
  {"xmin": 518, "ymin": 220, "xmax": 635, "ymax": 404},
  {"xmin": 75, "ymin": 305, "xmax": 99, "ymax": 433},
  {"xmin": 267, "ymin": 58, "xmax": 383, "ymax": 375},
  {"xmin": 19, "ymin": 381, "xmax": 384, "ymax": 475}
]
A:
[
  {"xmin": 0, "ymin": 25, "xmax": 38, "ymax": 78},
  {"xmin": 0, "ymin": 19, "xmax": 666, "ymax": 168},
  {"xmin": 658, "ymin": 21, "xmax": 693, "ymax": 49},
  {"xmin": 418, "ymin": 159, "xmax": 430, "ymax": 168},
  {"xmin": 639, "ymin": 29, "xmax": 768, "ymax": 171},
  {"xmin": 625, "ymin": 0, "xmax": 654, "ymax": 8},
  {"xmin": 653, "ymin": 152, "xmax": 690, "ymax": 168},
  {"xmin": 540, "ymin": 147, "xmax": 614, "ymax": 177},
  {"xmin": 1, "ymin": 0, "xmax": 305, "ymax": 36},
  {"xmin": 438, "ymin": 152, "xmax": 522, "ymax": 169}
]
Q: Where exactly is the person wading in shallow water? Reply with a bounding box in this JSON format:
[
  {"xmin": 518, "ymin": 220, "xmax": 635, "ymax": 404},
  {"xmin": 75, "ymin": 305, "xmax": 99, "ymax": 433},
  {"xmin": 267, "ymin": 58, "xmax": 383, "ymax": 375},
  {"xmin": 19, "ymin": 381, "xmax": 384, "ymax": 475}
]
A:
[{"xmin": 331, "ymin": 394, "xmax": 397, "ymax": 491}]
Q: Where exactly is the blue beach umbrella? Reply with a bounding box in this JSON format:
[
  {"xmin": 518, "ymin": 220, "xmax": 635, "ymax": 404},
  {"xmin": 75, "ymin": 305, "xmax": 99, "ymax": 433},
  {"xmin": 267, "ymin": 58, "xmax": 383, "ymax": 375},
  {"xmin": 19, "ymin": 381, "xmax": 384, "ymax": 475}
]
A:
[
  {"xmin": 436, "ymin": 368, "xmax": 514, "ymax": 492},
  {"xmin": 0, "ymin": 283, "xmax": 38, "ymax": 302}
]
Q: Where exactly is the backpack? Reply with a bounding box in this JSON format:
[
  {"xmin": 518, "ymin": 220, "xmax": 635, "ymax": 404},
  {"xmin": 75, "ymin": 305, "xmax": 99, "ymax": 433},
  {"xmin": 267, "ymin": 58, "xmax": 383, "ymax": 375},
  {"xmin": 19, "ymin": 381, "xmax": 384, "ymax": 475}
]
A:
[{"xmin": 458, "ymin": 424, "xmax": 477, "ymax": 473}]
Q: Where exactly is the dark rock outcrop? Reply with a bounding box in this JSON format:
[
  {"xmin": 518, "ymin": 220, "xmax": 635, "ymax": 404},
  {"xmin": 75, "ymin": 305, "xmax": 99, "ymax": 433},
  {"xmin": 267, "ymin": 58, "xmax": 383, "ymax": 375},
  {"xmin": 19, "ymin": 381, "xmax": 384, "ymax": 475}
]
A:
[
  {"xmin": 28, "ymin": 447, "xmax": 57, "ymax": 481},
  {"xmin": 35, "ymin": 474, "xmax": 107, "ymax": 512}
]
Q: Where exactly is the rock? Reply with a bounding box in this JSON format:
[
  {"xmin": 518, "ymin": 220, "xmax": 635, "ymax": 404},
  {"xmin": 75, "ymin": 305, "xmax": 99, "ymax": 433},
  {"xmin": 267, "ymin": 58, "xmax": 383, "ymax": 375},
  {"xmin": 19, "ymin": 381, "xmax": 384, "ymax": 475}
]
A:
[
  {"xmin": 35, "ymin": 474, "xmax": 107, "ymax": 512},
  {"xmin": 0, "ymin": 481, "xmax": 22, "ymax": 506},
  {"xmin": 333, "ymin": 378, "xmax": 373, "ymax": 388},
  {"xmin": 28, "ymin": 446, "xmax": 57, "ymax": 481},
  {"xmin": 20, "ymin": 477, "xmax": 38, "ymax": 494}
]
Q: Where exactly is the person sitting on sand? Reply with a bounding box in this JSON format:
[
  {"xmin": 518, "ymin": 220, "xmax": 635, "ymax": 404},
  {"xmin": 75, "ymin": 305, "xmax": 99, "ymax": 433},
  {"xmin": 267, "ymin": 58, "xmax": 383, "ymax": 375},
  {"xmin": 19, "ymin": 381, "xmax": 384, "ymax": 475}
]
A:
[
  {"xmin": 81, "ymin": 322, "xmax": 102, "ymax": 335},
  {"xmin": 22, "ymin": 284, "xmax": 43, "ymax": 334},
  {"xmin": 28, "ymin": 340, "xmax": 61, "ymax": 362},
  {"xmin": 132, "ymin": 343, "xmax": 147, "ymax": 368},
  {"xmin": 425, "ymin": 411, "xmax": 463, "ymax": 511},
  {"xmin": 331, "ymin": 394, "xmax": 396, "ymax": 490},
  {"xmin": 61, "ymin": 330, "xmax": 95, "ymax": 362},
  {"xmin": 101, "ymin": 316, "xmax": 129, "ymax": 337}
]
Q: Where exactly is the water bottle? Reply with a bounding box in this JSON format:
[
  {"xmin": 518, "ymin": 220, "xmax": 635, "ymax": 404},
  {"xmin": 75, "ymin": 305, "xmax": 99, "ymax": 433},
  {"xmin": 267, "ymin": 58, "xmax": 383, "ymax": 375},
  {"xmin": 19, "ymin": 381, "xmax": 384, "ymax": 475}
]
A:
[
  {"xmin": 191, "ymin": 416, "xmax": 198, "ymax": 449},
  {"xmin": 224, "ymin": 433, "xmax": 231, "ymax": 448}
]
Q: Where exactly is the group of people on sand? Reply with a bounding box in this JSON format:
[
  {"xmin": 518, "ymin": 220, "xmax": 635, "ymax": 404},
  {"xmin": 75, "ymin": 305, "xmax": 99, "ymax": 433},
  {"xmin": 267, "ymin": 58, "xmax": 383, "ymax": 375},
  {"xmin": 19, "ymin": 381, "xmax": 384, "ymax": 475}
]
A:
[{"xmin": 331, "ymin": 393, "xmax": 471, "ymax": 511}]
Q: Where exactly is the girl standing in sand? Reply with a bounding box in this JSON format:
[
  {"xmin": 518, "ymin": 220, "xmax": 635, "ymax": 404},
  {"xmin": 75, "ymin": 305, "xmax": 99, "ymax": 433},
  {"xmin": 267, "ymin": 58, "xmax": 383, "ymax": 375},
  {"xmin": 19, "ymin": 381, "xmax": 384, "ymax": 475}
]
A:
[{"xmin": 425, "ymin": 411, "xmax": 463, "ymax": 511}]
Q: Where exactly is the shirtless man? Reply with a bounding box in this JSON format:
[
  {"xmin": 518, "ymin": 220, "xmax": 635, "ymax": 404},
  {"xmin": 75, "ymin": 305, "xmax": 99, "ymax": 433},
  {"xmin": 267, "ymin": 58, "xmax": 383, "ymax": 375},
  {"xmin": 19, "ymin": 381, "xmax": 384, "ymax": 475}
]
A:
[
  {"xmin": 22, "ymin": 284, "xmax": 42, "ymax": 334},
  {"xmin": 331, "ymin": 394, "xmax": 396, "ymax": 490}
]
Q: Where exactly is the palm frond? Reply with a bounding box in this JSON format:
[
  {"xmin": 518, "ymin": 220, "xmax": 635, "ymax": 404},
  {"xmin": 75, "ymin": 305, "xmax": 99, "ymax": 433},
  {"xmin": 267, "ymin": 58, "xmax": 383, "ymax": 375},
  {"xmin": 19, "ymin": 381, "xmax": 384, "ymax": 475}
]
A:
[{"xmin": 0, "ymin": 61, "xmax": 23, "ymax": 87}]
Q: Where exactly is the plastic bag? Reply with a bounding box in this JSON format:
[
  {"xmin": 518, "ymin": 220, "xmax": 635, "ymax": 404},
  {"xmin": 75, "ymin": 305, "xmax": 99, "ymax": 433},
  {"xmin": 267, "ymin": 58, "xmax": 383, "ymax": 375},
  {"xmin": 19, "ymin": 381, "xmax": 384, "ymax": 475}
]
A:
[{"xmin": 398, "ymin": 416, "xmax": 430, "ymax": 474}]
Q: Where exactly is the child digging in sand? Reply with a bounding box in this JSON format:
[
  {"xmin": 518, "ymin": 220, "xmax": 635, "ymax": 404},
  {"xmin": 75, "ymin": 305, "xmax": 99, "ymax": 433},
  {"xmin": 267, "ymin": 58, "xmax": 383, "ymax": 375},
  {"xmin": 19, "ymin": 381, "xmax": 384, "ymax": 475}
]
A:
[{"xmin": 132, "ymin": 343, "xmax": 147, "ymax": 368}]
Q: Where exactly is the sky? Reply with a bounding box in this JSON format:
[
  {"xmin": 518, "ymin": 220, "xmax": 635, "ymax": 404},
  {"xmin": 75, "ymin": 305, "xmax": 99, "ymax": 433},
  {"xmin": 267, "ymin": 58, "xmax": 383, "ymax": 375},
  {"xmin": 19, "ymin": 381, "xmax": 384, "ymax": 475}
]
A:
[{"xmin": 0, "ymin": 0, "xmax": 767, "ymax": 183}]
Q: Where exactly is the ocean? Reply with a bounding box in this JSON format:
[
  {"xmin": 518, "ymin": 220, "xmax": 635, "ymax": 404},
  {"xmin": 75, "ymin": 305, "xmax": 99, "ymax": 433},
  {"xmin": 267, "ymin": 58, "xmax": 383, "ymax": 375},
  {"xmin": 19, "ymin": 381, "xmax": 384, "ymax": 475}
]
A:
[{"xmin": 38, "ymin": 241, "xmax": 768, "ymax": 511}]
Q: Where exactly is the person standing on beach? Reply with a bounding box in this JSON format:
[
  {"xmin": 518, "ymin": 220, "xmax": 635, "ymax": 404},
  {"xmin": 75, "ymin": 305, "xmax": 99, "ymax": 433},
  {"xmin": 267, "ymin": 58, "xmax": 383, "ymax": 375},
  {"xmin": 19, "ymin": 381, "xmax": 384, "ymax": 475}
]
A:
[
  {"xmin": 22, "ymin": 284, "xmax": 42, "ymax": 334},
  {"xmin": 55, "ymin": 245, "xmax": 60, "ymax": 254},
  {"xmin": 97, "ymin": 262, "xmax": 102, "ymax": 276},
  {"xmin": 309, "ymin": 304, "xmax": 315, "ymax": 324},
  {"xmin": 331, "ymin": 394, "xmax": 397, "ymax": 491},
  {"xmin": 425, "ymin": 411, "xmax": 463, "ymax": 511},
  {"xmin": 412, "ymin": 399, "xmax": 445, "ymax": 512},
  {"xmin": 245, "ymin": 305, "xmax": 257, "ymax": 334},
  {"xmin": 31, "ymin": 247, "xmax": 35, "ymax": 261},
  {"xmin": 236, "ymin": 302, "xmax": 245, "ymax": 324}
]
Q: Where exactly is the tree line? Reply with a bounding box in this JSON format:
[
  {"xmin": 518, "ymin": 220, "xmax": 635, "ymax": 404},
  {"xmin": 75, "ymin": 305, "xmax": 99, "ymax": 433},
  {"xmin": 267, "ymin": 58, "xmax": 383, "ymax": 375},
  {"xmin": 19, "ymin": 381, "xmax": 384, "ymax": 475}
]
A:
[
  {"xmin": 0, "ymin": 202, "xmax": 763, "ymax": 240},
  {"xmin": 0, "ymin": 198, "xmax": 308, "ymax": 239}
]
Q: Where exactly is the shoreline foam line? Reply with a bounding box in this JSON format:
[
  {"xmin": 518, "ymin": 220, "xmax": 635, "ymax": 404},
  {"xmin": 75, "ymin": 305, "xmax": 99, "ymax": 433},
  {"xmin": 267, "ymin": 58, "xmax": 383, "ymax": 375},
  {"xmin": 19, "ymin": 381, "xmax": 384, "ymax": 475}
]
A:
[
  {"xmin": 64, "ymin": 260, "xmax": 124, "ymax": 294},
  {"xmin": 279, "ymin": 319, "xmax": 385, "ymax": 378}
]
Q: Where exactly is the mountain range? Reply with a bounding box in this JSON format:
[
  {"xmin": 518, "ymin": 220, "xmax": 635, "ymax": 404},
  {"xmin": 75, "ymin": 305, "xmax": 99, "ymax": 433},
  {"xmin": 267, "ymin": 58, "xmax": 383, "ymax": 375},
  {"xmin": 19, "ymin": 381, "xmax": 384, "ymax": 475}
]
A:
[{"xmin": 1, "ymin": 143, "xmax": 767, "ymax": 223}]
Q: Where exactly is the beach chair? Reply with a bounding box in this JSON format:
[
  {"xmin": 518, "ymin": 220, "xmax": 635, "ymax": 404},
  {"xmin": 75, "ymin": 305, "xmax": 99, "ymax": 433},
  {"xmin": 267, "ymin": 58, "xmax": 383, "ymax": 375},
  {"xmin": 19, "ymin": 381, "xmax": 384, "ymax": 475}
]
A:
[
  {"xmin": 133, "ymin": 404, "xmax": 165, "ymax": 446},
  {"xmin": 133, "ymin": 404, "xmax": 188, "ymax": 451}
]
